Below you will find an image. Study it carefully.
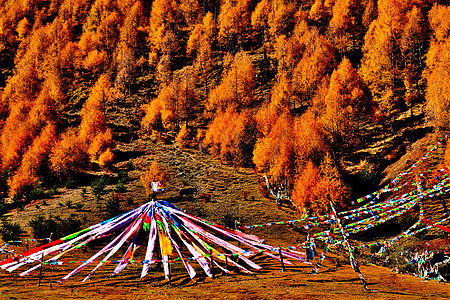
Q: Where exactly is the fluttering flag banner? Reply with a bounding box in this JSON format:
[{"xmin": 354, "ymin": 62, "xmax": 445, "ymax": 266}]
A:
[
  {"xmin": 151, "ymin": 181, "xmax": 164, "ymax": 193},
  {"xmin": 0, "ymin": 200, "xmax": 307, "ymax": 282}
]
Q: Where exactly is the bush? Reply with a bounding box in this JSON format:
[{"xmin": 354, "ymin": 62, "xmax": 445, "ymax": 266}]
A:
[
  {"xmin": 75, "ymin": 203, "xmax": 84, "ymax": 211},
  {"xmin": 81, "ymin": 187, "xmax": 87, "ymax": 198},
  {"xmin": 26, "ymin": 183, "xmax": 46, "ymax": 201},
  {"xmin": 28, "ymin": 215, "xmax": 57, "ymax": 239},
  {"xmin": 65, "ymin": 199, "xmax": 73, "ymax": 208},
  {"xmin": 358, "ymin": 161, "xmax": 378, "ymax": 187},
  {"xmin": 118, "ymin": 168, "xmax": 129, "ymax": 183},
  {"xmin": 105, "ymin": 193, "xmax": 120, "ymax": 218},
  {"xmin": 114, "ymin": 181, "xmax": 126, "ymax": 193},
  {"xmin": 28, "ymin": 214, "xmax": 82, "ymax": 239},
  {"xmin": 126, "ymin": 160, "xmax": 133, "ymax": 170},
  {"xmin": 23, "ymin": 183, "xmax": 58, "ymax": 202},
  {"xmin": 91, "ymin": 176, "xmax": 109, "ymax": 199},
  {"xmin": 221, "ymin": 211, "xmax": 240, "ymax": 229},
  {"xmin": 65, "ymin": 178, "xmax": 77, "ymax": 189},
  {"xmin": 0, "ymin": 218, "xmax": 24, "ymax": 242}
]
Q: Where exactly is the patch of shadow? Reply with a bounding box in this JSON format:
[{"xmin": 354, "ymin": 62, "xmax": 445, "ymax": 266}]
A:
[
  {"xmin": 289, "ymin": 283, "xmax": 307, "ymax": 287},
  {"xmin": 113, "ymin": 149, "xmax": 146, "ymax": 163}
]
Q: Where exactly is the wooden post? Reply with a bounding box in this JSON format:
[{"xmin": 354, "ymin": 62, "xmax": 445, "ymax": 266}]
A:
[
  {"xmin": 209, "ymin": 249, "xmax": 215, "ymax": 279},
  {"xmin": 26, "ymin": 239, "xmax": 29, "ymax": 252},
  {"xmin": 235, "ymin": 221, "xmax": 240, "ymax": 246},
  {"xmin": 167, "ymin": 256, "xmax": 171, "ymax": 285},
  {"xmin": 225, "ymin": 255, "xmax": 229, "ymax": 273},
  {"xmin": 38, "ymin": 253, "xmax": 44, "ymax": 286},
  {"xmin": 278, "ymin": 247, "xmax": 285, "ymax": 272}
]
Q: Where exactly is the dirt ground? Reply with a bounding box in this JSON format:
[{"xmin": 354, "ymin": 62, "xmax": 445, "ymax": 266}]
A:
[
  {"xmin": 0, "ymin": 254, "xmax": 448, "ymax": 299},
  {"xmin": 1, "ymin": 135, "xmax": 450, "ymax": 299}
]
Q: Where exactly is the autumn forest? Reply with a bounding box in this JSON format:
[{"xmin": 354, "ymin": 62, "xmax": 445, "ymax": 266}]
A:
[{"xmin": 1, "ymin": 0, "xmax": 450, "ymax": 216}]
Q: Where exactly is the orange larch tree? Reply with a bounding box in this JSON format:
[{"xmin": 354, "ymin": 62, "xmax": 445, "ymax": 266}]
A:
[
  {"xmin": 140, "ymin": 161, "xmax": 169, "ymax": 197},
  {"xmin": 8, "ymin": 123, "xmax": 56, "ymax": 199},
  {"xmin": 328, "ymin": 0, "xmax": 364, "ymax": 56},
  {"xmin": 49, "ymin": 128, "xmax": 89, "ymax": 179},
  {"xmin": 359, "ymin": 0, "xmax": 424, "ymax": 106},
  {"xmin": 424, "ymin": 4, "xmax": 450, "ymax": 130},
  {"xmin": 179, "ymin": 0, "xmax": 202, "ymax": 30},
  {"xmin": 292, "ymin": 29, "xmax": 336, "ymax": 107},
  {"xmin": 79, "ymin": 74, "xmax": 115, "ymax": 162},
  {"xmin": 320, "ymin": 57, "xmax": 374, "ymax": 148},
  {"xmin": 308, "ymin": 0, "xmax": 329, "ymax": 28},
  {"xmin": 267, "ymin": 0, "xmax": 297, "ymax": 40},
  {"xmin": 206, "ymin": 50, "xmax": 255, "ymax": 114},
  {"xmin": 204, "ymin": 107, "xmax": 257, "ymax": 166},
  {"xmin": 148, "ymin": 0, "xmax": 179, "ymax": 57},
  {"xmin": 217, "ymin": 0, "xmax": 254, "ymax": 52},
  {"xmin": 253, "ymin": 109, "xmax": 295, "ymax": 184},
  {"xmin": 187, "ymin": 12, "xmax": 217, "ymax": 98},
  {"xmin": 292, "ymin": 155, "xmax": 349, "ymax": 216},
  {"xmin": 400, "ymin": 6, "xmax": 427, "ymax": 117}
]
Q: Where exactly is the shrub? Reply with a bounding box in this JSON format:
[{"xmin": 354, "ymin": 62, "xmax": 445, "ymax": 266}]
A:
[
  {"xmin": 201, "ymin": 193, "xmax": 211, "ymax": 203},
  {"xmin": 221, "ymin": 211, "xmax": 240, "ymax": 229},
  {"xmin": 75, "ymin": 203, "xmax": 84, "ymax": 211},
  {"xmin": 28, "ymin": 214, "xmax": 82, "ymax": 239},
  {"xmin": 114, "ymin": 181, "xmax": 126, "ymax": 193},
  {"xmin": 80, "ymin": 187, "xmax": 87, "ymax": 198},
  {"xmin": 118, "ymin": 168, "xmax": 129, "ymax": 183},
  {"xmin": 91, "ymin": 176, "xmax": 109, "ymax": 199},
  {"xmin": 65, "ymin": 178, "xmax": 77, "ymax": 189},
  {"xmin": 27, "ymin": 184, "xmax": 45, "ymax": 200},
  {"xmin": 28, "ymin": 215, "xmax": 57, "ymax": 239},
  {"xmin": 0, "ymin": 218, "xmax": 24, "ymax": 242},
  {"xmin": 105, "ymin": 193, "xmax": 120, "ymax": 218},
  {"xmin": 25, "ymin": 182, "xmax": 54, "ymax": 201},
  {"xmin": 126, "ymin": 160, "xmax": 134, "ymax": 170},
  {"xmin": 65, "ymin": 199, "xmax": 73, "ymax": 208}
]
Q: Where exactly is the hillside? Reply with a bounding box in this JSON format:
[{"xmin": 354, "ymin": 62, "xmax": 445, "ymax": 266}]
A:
[{"xmin": 0, "ymin": 0, "xmax": 450, "ymax": 297}]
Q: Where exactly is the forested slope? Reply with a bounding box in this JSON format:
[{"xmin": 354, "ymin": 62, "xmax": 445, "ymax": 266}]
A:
[{"xmin": 1, "ymin": 0, "xmax": 450, "ymax": 216}]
